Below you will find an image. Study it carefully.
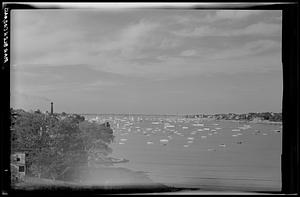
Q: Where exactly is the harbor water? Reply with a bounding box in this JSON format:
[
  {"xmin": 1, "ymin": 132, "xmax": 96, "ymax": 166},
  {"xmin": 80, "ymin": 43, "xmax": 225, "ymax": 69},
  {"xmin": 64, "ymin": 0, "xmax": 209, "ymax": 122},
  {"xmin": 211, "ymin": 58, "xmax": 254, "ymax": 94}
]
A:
[{"xmin": 84, "ymin": 115, "xmax": 282, "ymax": 192}]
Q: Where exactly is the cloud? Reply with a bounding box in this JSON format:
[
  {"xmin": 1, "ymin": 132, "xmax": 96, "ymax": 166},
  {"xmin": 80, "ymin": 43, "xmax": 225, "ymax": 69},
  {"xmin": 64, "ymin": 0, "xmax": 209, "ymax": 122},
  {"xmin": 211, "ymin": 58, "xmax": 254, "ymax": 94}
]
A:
[
  {"xmin": 11, "ymin": 17, "xmax": 162, "ymax": 77},
  {"xmin": 180, "ymin": 50, "xmax": 197, "ymax": 57},
  {"xmin": 12, "ymin": 28, "xmax": 84, "ymax": 65},
  {"xmin": 210, "ymin": 40, "xmax": 280, "ymax": 60},
  {"xmin": 158, "ymin": 37, "xmax": 181, "ymax": 49},
  {"xmin": 173, "ymin": 22, "xmax": 281, "ymax": 37},
  {"xmin": 213, "ymin": 10, "xmax": 264, "ymax": 21},
  {"xmin": 83, "ymin": 79, "xmax": 124, "ymax": 91},
  {"xmin": 171, "ymin": 10, "xmax": 266, "ymax": 26},
  {"xmin": 227, "ymin": 22, "xmax": 281, "ymax": 36},
  {"xmin": 173, "ymin": 26, "xmax": 214, "ymax": 37},
  {"xmin": 12, "ymin": 10, "xmax": 281, "ymax": 82},
  {"xmin": 97, "ymin": 19, "xmax": 160, "ymax": 57},
  {"xmin": 12, "ymin": 10, "xmax": 161, "ymax": 69}
]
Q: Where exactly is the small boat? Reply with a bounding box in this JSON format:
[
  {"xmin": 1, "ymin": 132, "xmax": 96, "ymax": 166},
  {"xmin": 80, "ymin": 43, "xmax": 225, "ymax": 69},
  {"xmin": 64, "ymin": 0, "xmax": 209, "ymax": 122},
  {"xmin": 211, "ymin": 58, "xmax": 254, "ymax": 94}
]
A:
[
  {"xmin": 152, "ymin": 122, "xmax": 159, "ymax": 125},
  {"xmin": 193, "ymin": 124, "xmax": 204, "ymax": 127},
  {"xmin": 160, "ymin": 139, "xmax": 169, "ymax": 143}
]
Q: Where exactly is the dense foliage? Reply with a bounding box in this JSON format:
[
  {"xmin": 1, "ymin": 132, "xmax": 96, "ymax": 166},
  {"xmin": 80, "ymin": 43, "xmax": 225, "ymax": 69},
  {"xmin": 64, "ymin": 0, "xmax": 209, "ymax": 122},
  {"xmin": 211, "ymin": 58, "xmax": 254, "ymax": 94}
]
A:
[
  {"xmin": 10, "ymin": 109, "xmax": 114, "ymax": 181},
  {"xmin": 79, "ymin": 121, "xmax": 114, "ymax": 166}
]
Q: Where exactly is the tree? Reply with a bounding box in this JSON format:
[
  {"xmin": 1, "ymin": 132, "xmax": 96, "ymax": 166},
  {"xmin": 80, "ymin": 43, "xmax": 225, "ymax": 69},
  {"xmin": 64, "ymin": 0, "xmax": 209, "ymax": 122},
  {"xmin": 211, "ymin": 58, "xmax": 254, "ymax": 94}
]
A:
[
  {"xmin": 11, "ymin": 109, "xmax": 55, "ymax": 177},
  {"xmin": 69, "ymin": 114, "xmax": 85, "ymax": 124},
  {"xmin": 79, "ymin": 121, "xmax": 114, "ymax": 166},
  {"xmin": 10, "ymin": 109, "xmax": 87, "ymax": 180},
  {"xmin": 41, "ymin": 117, "xmax": 88, "ymax": 179},
  {"xmin": 34, "ymin": 109, "xmax": 42, "ymax": 114},
  {"xmin": 11, "ymin": 109, "xmax": 115, "ymax": 181},
  {"xmin": 11, "ymin": 109, "xmax": 52, "ymax": 150}
]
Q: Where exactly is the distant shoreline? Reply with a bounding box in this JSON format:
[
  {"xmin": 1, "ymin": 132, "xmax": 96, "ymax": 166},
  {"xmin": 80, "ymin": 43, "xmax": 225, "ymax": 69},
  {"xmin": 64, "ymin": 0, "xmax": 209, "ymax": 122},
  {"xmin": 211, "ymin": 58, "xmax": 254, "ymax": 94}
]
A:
[
  {"xmin": 81, "ymin": 114, "xmax": 282, "ymax": 125},
  {"xmin": 213, "ymin": 119, "xmax": 282, "ymax": 125},
  {"xmin": 80, "ymin": 113, "xmax": 281, "ymax": 116}
]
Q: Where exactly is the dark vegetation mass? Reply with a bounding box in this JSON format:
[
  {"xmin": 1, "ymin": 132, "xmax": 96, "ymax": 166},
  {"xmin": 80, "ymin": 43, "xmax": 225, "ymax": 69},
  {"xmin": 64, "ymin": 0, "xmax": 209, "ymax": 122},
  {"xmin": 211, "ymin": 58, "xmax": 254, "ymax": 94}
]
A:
[{"xmin": 10, "ymin": 108, "xmax": 115, "ymax": 182}]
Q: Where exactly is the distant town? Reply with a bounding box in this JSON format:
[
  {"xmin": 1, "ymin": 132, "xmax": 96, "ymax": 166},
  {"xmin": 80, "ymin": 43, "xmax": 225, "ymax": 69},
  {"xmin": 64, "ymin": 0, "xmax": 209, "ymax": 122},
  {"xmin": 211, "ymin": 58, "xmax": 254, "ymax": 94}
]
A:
[{"xmin": 184, "ymin": 112, "xmax": 282, "ymax": 122}]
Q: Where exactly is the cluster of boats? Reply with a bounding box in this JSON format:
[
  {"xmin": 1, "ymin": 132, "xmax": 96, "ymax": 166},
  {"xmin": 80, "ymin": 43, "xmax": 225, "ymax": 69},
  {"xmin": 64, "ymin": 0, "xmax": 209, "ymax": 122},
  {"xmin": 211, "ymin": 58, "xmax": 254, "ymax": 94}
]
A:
[{"xmin": 84, "ymin": 115, "xmax": 280, "ymax": 151}]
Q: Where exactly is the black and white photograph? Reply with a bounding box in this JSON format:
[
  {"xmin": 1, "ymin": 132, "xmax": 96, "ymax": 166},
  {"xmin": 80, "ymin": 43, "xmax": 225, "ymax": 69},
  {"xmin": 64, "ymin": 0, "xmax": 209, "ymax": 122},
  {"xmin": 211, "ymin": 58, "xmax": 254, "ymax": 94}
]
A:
[{"xmin": 4, "ymin": 2, "xmax": 299, "ymax": 195}]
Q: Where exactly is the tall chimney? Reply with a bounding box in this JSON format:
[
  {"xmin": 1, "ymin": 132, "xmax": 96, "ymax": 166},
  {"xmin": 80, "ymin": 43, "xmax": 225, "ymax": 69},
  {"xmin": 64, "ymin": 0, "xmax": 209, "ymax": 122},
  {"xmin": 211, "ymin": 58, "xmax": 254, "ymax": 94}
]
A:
[{"xmin": 51, "ymin": 102, "xmax": 53, "ymax": 115}]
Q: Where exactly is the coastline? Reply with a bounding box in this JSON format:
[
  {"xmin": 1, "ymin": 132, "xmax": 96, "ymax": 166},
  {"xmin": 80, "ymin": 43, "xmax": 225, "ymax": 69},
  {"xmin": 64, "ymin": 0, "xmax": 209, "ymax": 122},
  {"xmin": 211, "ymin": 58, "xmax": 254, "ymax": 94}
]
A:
[{"xmin": 208, "ymin": 119, "xmax": 282, "ymax": 125}]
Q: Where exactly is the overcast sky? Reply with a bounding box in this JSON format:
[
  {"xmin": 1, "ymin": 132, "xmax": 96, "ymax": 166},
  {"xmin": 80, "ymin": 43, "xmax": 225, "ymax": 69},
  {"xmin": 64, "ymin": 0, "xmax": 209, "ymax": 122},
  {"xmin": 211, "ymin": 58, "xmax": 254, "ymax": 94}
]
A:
[{"xmin": 10, "ymin": 8, "xmax": 282, "ymax": 114}]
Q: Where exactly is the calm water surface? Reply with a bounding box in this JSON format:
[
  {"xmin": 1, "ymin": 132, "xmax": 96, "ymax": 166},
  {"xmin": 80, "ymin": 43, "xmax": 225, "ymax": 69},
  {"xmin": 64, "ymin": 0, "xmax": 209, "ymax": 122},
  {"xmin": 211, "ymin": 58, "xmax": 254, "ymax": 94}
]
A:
[{"xmin": 83, "ymin": 115, "xmax": 282, "ymax": 191}]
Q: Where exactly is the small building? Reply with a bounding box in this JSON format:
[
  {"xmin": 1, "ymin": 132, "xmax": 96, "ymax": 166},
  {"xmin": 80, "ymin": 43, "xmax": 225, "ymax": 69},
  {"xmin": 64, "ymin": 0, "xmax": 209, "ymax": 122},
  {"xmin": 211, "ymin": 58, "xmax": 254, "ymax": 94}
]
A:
[{"xmin": 10, "ymin": 152, "xmax": 26, "ymax": 183}]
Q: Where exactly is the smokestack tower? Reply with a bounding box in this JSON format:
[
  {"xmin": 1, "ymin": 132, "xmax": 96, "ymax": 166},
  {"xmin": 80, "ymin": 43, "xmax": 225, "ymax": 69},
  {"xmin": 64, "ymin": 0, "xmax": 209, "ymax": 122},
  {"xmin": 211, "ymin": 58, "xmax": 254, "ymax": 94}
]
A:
[{"xmin": 51, "ymin": 102, "xmax": 53, "ymax": 115}]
